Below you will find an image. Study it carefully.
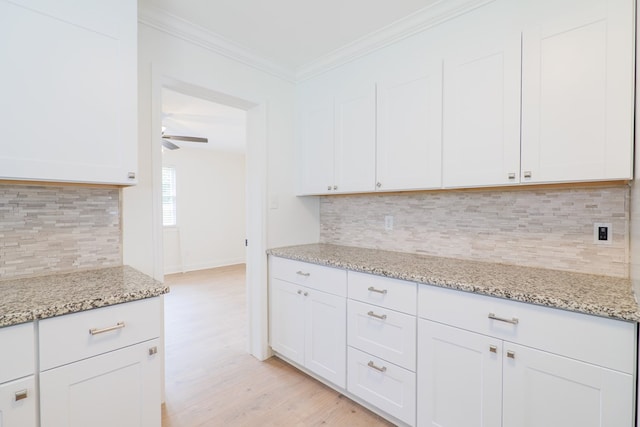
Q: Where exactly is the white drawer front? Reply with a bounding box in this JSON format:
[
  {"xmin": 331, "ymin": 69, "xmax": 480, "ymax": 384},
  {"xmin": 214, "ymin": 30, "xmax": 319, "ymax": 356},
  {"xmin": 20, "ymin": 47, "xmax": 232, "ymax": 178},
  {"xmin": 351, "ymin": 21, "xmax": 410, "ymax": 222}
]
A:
[
  {"xmin": 270, "ymin": 257, "xmax": 347, "ymax": 297},
  {"xmin": 347, "ymin": 346, "xmax": 416, "ymax": 426},
  {"xmin": 0, "ymin": 323, "xmax": 35, "ymax": 384},
  {"xmin": 418, "ymin": 284, "xmax": 636, "ymax": 374},
  {"xmin": 347, "ymin": 300, "xmax": 416, "ymax": 371},
  {"xmin": 349, "ymin": 272, "xmax": 417, "ymax": 314},
  {"xmin": 40, "ymin": 297, "xmax": 161, "ymax": 371}
]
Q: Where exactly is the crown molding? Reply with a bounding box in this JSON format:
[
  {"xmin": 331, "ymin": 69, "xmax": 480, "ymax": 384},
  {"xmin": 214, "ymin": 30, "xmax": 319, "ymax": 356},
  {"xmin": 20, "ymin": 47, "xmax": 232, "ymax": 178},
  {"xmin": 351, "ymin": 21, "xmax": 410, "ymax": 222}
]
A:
[
  {"xmin": 139, "ymin": 0, "xmax": 495, "ymax": 84},
  {"xmin": 295, "ymin": 0, "xmax": 496, "ymax": 81},
  {"xmin": 138, "ymin": 5, "xmax": 297, "ymax": 83}
]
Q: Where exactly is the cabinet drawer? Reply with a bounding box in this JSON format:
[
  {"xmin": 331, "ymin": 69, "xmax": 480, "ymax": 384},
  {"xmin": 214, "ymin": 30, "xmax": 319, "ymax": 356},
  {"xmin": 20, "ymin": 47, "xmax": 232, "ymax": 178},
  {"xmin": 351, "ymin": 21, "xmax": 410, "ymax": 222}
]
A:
[
  {"xmin": 0, "ymin": 323, "xmax": 35, "ymax": 384},
  {"xmin": 348, "ymin": 272, "xmax": 417, "ymax": 314},
  {"xmin": 347, "ymin": 300, "xmax": 416, "ymax": 370},
  {"xmin": 347, "ymin": 346, "xmax": 416, "ymax": 426},
  {"xmin": 418, "ymin": 284, "xmax": 636, "ymax": 374},
  {"xmin": 40, "ymin": 297, "xmax": 161, "ymax": 371},
  {"xmin": 270, "ymin": 257, "xmax": 347, "ymax": 297}
]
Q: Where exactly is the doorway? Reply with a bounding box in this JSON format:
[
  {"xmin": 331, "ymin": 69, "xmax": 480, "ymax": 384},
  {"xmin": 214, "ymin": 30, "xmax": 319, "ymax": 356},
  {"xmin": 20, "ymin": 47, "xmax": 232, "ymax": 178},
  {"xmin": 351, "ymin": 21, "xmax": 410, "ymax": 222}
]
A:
[
  {"xmin": 160, "ymin": 88, "xmax": 247, "ymax": 273},
  {"xmin": 151, "ymin": 76, "xmax": 270, "ymax": 362}
]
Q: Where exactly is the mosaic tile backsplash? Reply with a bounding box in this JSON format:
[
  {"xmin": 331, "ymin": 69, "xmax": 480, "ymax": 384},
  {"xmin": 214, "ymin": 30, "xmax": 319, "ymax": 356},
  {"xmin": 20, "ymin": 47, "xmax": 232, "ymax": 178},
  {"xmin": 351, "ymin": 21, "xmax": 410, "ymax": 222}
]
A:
[
  {"xmin": 0, "ymin": 185, "xmax": 121, "ymax": 280},
  {"xmin": 320, "ymin": 186, "xmax": 630, "ymax": 278}
]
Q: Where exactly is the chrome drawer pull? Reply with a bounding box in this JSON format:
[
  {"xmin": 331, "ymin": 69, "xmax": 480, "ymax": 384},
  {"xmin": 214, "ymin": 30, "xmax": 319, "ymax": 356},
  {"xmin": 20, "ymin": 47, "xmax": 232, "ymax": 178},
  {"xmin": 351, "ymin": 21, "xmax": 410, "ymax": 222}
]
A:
[
  {"xmin": 367, "ymin": 311, "xmax": 387, "ymax": 320},
  {"xmin": 296, "ymin": 271, "xmax": 310, "ymax": 277},
  {"xmin": 89, "ymin": 321, "xmax": 126, "ymax": 335},
  {"xmin": 488, "ymin": 313, "xmax": 519, "ymax": 325},
  {"xmin": 149, "ymin": 346, "xmax": 158, "ymax": 356},
  {"xmin": 14, "ymin": 390, "xmax": 28, "ymax": 402},
  {"xmin": 489, "ymin": 345, "xmax": 498, "ymax": 353},
  {"xmin": 367, "ymin": 361, "xmax": 387, "ymax": 373},
  {"xmin": 367, "ymin": 286, "xmax": 387, "ymax": 295},
  {"xmin": 506, "ymin": 350, "xmax": 516, "ymax": 359}
]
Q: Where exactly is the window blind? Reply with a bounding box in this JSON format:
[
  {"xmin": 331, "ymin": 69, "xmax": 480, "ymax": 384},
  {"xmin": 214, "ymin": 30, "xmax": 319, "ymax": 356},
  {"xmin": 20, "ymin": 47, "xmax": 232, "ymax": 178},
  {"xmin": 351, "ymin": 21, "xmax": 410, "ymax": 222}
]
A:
[{"xmin": 162, "ymin": 166, "xmax": 177, "ymax": 226}]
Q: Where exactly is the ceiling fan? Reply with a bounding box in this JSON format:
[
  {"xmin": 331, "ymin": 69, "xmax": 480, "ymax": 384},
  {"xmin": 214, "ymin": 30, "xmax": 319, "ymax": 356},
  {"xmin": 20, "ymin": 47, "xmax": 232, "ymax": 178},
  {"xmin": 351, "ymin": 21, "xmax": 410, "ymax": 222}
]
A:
[{"xmin": 161, "ymin": 132, "xmax": 208, "ymax": 150}]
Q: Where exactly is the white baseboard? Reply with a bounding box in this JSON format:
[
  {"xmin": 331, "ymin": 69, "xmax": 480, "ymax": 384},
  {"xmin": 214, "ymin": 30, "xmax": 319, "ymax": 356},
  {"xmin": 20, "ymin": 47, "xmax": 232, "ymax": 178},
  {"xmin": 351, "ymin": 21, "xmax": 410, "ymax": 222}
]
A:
[{"xmin": 164, "ymin": 257, "xmax": 246, "ymax": 275}]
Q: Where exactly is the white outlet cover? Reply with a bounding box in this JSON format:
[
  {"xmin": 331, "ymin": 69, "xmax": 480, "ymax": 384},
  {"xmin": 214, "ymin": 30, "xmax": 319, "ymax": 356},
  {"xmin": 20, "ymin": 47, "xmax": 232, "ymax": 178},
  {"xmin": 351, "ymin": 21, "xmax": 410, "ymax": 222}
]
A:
[
  {"xmin": 384, "ymin": 215, "xmax": 394, "ymax": 231},
  {"xmin": 593, "ymin": 222, "xmax": 612, "ymax": 244}
]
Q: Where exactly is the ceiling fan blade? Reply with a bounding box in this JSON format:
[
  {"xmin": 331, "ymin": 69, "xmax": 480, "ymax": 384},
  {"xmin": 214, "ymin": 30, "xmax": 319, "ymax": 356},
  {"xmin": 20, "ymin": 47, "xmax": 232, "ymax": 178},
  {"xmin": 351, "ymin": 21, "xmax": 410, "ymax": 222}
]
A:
[
  {"xmin": 162, "ymin": 135, "xmax": 208, "ymax": 143},
  {"xmin": 162, "ymin": 139, "xmax": 181, "ymax": 150}
]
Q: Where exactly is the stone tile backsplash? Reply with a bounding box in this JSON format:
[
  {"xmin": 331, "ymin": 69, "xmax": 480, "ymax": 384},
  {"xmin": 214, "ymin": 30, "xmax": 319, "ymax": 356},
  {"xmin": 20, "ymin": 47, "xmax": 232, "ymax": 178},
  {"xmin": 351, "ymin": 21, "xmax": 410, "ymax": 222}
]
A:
[
  {"xmin": 0, "ymin": 185, "xmax": 121, "ymax": 280},
  {"xmin": 320, "ymin": 186, "xmax": 629, "ymax": 277}
]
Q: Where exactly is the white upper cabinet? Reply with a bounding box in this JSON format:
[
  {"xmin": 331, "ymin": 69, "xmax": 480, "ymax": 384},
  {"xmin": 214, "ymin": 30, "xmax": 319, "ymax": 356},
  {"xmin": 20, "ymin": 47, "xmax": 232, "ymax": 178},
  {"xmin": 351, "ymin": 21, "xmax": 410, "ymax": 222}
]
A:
[
  {"xmin": 376, "ymin": 38, "xmax": 443, "ymax": 192},
  {"xmin": 442, "ymin": 0, "xmax": 522, "ymax": 188},
  {"xmin": 520, "ymin": 0, "xmax": 634, "ymax": 183},
  {"xmin": 297, "ymin": 77, "xmax": 335, "ymax": 195},
  {"xmin": 0, "ymin": 0, "xmax": 137, "ymax": 185},
  {"xmin": 334, "ymin": 77, "xmax": 377, "ymax": 194}
]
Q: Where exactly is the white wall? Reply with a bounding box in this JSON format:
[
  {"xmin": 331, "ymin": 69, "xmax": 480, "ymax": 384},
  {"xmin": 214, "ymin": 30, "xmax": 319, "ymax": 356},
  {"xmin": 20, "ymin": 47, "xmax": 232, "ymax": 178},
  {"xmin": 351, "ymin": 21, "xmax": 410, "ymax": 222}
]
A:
[
  {"xmin": 123, "ymin": 23, "xmax": 320, "ymax": 279},
  {"xmin": 162, "ymin": 148, "xmax": 246, "ymax": 274}
]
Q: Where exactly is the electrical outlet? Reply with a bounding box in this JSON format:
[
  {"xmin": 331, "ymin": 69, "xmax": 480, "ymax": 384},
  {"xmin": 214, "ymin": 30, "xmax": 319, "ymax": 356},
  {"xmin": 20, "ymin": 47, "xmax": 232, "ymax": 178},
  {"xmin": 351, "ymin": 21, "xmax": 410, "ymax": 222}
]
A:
[
  {"xmin": 384, "ymin": 215, "xmax": 394, "ymax": 231},
  {"xmin": 593, "ymin": 223, "xmax": 612, "ymax": 244}
]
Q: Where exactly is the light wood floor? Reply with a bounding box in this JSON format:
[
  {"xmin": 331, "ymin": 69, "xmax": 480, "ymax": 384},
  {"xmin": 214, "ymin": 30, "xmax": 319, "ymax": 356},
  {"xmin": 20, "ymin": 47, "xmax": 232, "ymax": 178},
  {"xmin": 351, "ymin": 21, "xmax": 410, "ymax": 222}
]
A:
[{"xmin": 162, "ymin": 264, "xmax": 395, "ymax": 427}]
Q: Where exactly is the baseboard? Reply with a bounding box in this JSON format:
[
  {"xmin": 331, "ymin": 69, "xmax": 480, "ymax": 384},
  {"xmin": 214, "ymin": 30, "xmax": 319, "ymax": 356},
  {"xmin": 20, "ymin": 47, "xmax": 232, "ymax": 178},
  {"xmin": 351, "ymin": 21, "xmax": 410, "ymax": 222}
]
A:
[{"xmin": 164, "ymin": 257, "xmax": 246, "ymax": 275}]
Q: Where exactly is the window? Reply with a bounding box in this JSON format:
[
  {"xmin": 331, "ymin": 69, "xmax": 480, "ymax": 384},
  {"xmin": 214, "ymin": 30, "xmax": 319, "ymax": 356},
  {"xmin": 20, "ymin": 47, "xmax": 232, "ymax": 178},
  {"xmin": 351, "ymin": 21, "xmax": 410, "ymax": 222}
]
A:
[{"xmin": 162, "ymin": 166, "xmax": 177, "ymax": 226}]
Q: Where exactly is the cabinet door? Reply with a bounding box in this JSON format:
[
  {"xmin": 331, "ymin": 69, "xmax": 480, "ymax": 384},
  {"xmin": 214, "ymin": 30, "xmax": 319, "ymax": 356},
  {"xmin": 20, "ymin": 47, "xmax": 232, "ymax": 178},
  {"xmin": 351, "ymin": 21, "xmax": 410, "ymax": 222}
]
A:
[
  {"xmin": 0, "ymin": 376, "xmax": 36, "ymax": 427},
  {"xmin": 305, "ymin": 288, "xmax": 346, "ymax": 388},
  {"xmin": 269, "ymin": 278, "xmax": 305, "ymax": 366},
  {"xmin": 334, "ymin": 82, "xmax": 376, "ymax": 193},
  {"xmin": 417, "ymin": 320, "xmax": 502, "ymax": 427},
  {"xmin": 442, "ymin": 1, "xmax": 522, "ymax": 188},
  {"xmin": 40, "ymin": 339, "xmax": 161, "ymax": 427},
  {"xmin": 296, "ymin": 78, "xmax": 335, "ymax": 195},
  {"xmin": 503, "ymin": 342, "xmax": 634, "ymax": 427},
  {"xmin": 376, "ymin": 61, "xmax": 443, "ymax": 191},
  {"xmin": 0, "ymin": 0, "xmax": 137, "ymax": 185},
  {"xmin": 520, "ymin": 0, "xmax": 634, "ymax": 183}
]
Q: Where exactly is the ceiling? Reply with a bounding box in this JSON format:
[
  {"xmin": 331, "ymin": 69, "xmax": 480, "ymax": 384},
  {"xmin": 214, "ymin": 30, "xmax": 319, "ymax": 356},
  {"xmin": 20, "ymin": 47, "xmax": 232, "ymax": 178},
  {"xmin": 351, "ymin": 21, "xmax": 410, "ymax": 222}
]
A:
[
  {"xmin": 162, "ymin": 88, "xmax": 246, "ymax": 153},
  {"xmin": 152, "ymin": 1, "xmax": 444, "ymax": 153},
  {"xmin": 139, "ymin": 0, "xmax": 440, "ymax": 71}
]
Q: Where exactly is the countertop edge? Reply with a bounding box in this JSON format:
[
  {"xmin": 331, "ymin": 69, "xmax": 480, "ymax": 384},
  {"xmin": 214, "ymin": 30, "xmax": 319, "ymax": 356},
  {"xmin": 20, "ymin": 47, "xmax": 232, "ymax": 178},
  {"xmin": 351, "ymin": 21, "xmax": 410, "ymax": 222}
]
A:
[{"xmin": 267, "ymin": 246, "xmax": 640, "ymax": 323}]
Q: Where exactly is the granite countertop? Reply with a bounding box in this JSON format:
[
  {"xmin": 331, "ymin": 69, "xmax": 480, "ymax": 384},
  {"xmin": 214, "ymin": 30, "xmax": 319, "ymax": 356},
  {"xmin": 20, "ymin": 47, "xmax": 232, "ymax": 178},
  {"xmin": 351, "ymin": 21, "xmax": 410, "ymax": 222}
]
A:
[
  {"xmin": 0, "ymin": 266, "xmax": 169, "ymax": 328},
  {"xmin": 267, "ymin": 243, "xmax": 640, "ymax": 322}
]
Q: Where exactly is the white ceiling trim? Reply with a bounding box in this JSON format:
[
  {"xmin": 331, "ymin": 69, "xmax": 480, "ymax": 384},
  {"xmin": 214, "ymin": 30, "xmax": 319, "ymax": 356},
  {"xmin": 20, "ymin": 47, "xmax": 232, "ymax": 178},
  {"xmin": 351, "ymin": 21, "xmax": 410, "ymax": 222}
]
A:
[
  {"xmin": 296, "ymin": 0, "xmax": 496, "ymax": 81},
  {"xmin": 138, "ymin": 5, "xmax": 297, "ymax": 82},
  {"xmin": 139, "ymin": 0, "xmax": 495, "ymax": 83}
]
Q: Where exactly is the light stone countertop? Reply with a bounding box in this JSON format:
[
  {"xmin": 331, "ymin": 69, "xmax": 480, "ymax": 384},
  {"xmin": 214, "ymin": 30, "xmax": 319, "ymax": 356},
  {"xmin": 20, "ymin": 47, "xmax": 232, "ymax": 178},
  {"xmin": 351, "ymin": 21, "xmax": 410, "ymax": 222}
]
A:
[
  {"xmin": 0, "ymin": 266, "xmax": 169, "ymax": 328},
  {"xmin": 267, "ymin": 243, "xmax": 640, "ymax": 322}
]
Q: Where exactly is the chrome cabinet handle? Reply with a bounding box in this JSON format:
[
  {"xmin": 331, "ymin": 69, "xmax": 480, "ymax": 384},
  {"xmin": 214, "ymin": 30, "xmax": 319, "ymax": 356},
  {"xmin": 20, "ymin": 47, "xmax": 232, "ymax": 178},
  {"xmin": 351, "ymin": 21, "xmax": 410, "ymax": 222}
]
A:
[
  {"xmin": 333, "ymin": 185, "xmax": 338, "ymax": 190},
  {"xmin": 523, "ymin": 171, "xmax": 532, "ymax": 178},
  {"xmin": 376, "ymin": 182, "xmax": 382, "ymax": 188},
  {"xmin": 296, "ymin": 271, "xmax": 310, "ymax": 277},
  {"xmin": 367, "ymin": 361, "xmax": 387, "ymax": 373},
  {"xmin": 367, "ymin": 286, "xmax": 387, "ymax": 295},
  {"xmin": 367, "ymin": 311, "xmax": 387, "ymax": 320},
  {"xmin": 14, "ymin": 390, "xmax": 28, "ymax": 402},
  {"xmin": 508, "ymin": 173, "xmax": 516, "ymax": 180},
  {"xmin": 89, "ymin": 321, "xmax": 125, "ymax": 335},
  {"xmin": 149, "ymin": 346, "xmax": 158, "ymax": 356},
  {"xmin": 506, "ymin": 350, "xmax": 516, "ymax": 359},
  {"xmin": 297, "ymin": 290, "xmax": 302, "ymax": 295},
  {"xmin": 489, "ymin": 345, "xmax": 498, "ymax": 353},
  {"xmin": 304, "ymin": 291, "xmax": 308, "ymax": 297},
  {"xmin": 488, "ymin": 313, "xmax": 519, "ymax": 325},
  {"xmin": 327, "ymin": 185, "xmax": 332, "ymax": 191}
]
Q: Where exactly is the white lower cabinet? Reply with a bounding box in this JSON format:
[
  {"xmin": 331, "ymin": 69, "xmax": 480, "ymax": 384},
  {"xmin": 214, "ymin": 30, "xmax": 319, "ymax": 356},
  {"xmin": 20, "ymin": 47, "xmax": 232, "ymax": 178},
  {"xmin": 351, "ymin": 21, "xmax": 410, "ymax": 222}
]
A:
[
  {"xmin": 347, "ymin": 347, "xmax": 416, "ymax": 425},
  {"xmin": 40, "ymin": 339, "xmax": 161, "ymax": 427},
  {"xmin": 502, "ymin": 343, "xmax": 634, "ymax": 427},
  {"xmin": 417, "ymin": 320, "xmax": 501, "ymax": 427},
  {"xmin": 0, "ymin": 376, "xmax": 36, "ymax": 427},
  {"xmin": 417, "ymin": 284, "xmax": 636, "ymax": 427},
  {"xmin": 269, "ymin": 272, "xmax": 347, "ymax": 388},
  {"xmin": 39, "ymin": 297, "xmax": 162, "ymax": 427}
]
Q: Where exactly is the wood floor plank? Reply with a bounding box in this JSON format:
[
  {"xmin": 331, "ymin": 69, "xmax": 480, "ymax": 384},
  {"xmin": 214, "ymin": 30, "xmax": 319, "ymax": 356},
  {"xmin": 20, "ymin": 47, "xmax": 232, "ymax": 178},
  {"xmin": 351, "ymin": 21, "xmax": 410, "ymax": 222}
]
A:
[{"xmin": 161, "ymin": 264, "xmax": 395, "ymax": 426}]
